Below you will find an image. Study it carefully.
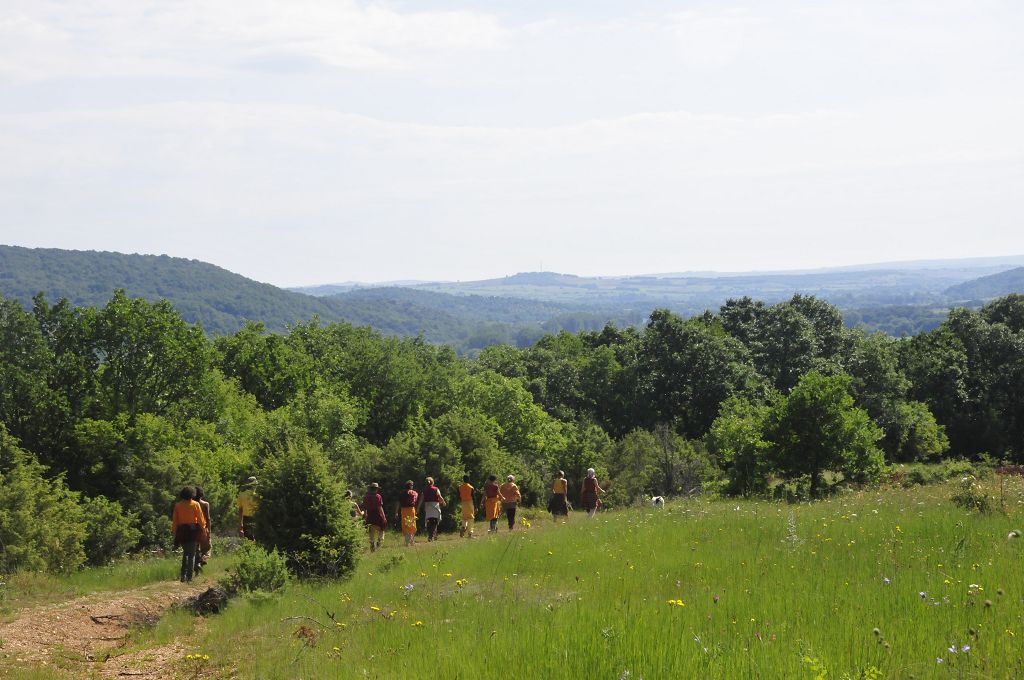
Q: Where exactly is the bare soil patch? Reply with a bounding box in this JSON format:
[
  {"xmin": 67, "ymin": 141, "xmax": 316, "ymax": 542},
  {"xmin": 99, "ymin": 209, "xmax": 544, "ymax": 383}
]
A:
[{"xmin": 0, "ymin": 580, "xmax": 206, "ymax": 678}]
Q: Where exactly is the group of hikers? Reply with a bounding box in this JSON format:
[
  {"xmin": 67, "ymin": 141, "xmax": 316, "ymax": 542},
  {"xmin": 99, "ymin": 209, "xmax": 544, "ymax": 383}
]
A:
[
  {"xmin": 170, "ymin": 484, "xmax": 214, "ymax": 582},
  {"xmin": 171, "ymin": 476, "xmax": 258, "ymax": 582},
  {"xmin": 355, "ymin": 468, "xmax": 605, "ymax": 551},
  {"xmin": 170, "ymin": 469, "xmax": 606, "ymax": 579}
]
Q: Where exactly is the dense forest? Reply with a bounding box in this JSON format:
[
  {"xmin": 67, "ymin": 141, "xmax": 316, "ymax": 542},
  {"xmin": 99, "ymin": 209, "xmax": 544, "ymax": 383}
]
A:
[{"xmin": 2, "ymin": 287, "xmax": 1022, "ymax": 575}]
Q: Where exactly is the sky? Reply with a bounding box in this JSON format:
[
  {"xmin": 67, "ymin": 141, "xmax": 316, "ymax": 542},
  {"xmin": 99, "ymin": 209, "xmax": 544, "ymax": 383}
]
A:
[{"xmin": 1, "ymin": 1, "xmax": 1022, "ymax": 286}]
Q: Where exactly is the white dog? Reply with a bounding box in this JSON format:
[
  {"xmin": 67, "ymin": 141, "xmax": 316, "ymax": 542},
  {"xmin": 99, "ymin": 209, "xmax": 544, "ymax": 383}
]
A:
[{"xmin": 650, "ymin": 495, "xmax": 665, "ymax": 508}]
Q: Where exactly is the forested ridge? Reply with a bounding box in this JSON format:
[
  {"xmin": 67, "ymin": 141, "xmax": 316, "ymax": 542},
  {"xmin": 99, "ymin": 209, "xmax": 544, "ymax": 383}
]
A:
[
  {"xmin": 2, "ymin": 286, "xmax": 1022, "ymax": 574},
  {"xmin": 5, "ymin": 246, "xmax": 1024, "ymax": 349}
]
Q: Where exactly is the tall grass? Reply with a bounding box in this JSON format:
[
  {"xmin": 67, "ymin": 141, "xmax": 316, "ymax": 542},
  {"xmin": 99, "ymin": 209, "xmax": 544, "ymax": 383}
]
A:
[{"xmin": 181, "ymin": 479, "xmax": 1023, "ymax": 679}]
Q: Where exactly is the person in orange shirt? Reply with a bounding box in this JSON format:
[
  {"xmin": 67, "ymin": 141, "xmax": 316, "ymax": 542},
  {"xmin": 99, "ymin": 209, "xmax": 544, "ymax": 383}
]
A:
[
  {"xmin": 481, "ymin": 475, "xmax": 502, "ymax": 533},
  {"xmin": 498, "ymin": 475, "xmax": 522, "ymax": 531},
  {"xmin": 457, "ymin": 475, "xmax": 475, "ymax": 538},
  {"xmin": 171, "ymin": 486, "xmax": 207, "ymax": 583}
]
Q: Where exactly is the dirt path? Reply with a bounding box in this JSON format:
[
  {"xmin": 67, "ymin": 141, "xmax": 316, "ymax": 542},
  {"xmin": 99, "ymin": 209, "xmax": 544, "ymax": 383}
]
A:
[{"xmin": 0, "ymin": 580, "xmax": 208, "ymax": 678}]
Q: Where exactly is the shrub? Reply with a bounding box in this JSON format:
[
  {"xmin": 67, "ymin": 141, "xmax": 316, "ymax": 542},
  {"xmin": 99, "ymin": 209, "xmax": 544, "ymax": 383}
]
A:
[
  {"xmin": 951, "ymin": 475, "xmax": 994, "ymax": 514},
  {"xmin": 255, "ymin": 440, "xmax": 361, "ymax": 580},
  {"xmin": 79, "ymin": 495, "xmax": 142, "ymax": 566},
  {"xmin": 0, "ymin": 427, "xmax": 86, "ymax": 574},
  {"xmin": 223, "ymin": 541, "xmax": 289, "ymax": 593},
  {"xmin": 289, "ymin": 533, "xmax": 361, "ymax": 581}
]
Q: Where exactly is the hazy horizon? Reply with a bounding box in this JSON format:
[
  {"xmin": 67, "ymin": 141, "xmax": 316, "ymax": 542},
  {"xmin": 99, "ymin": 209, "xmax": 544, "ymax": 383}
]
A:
[{"xmin": 3, "ymin": 1, "xmax": 1022, "ymax": 287}]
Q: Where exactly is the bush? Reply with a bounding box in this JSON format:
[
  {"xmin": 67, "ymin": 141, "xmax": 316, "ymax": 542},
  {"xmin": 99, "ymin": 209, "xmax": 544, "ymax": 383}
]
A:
[
  {"xmin": 951, "ymin": 475, "xmax": 994, "ymax": 514},
  {"xmin": 0, "ymin": 427, "xmax": 86, "ymax": 574},
  {"xmin": 289, "ymin": 533, "xmax": 361, "ymax": 581},
  {"xmin": 889, "ymin": 459, "xmax": 977, "ymax": 488},
  {"xmin": 255, "ymin": 440, "xmax": 362, "ymax": 580},
  {"xmin": 223, "ymin": 541, "xmax": 289, "ymax": 593},
  {"xmin": 79, "ymin": 495, "xmax": 142, "ymax": 566}
]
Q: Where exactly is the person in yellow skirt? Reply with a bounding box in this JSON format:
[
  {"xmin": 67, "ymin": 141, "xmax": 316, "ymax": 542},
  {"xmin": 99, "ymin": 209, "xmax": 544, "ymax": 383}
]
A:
[
  {"xmin": 481, "ymin": 475, "xmax": 502, "ymax": 533},
  {"xmin": 457, "ymin": 475, "xmax": 475, "ymax": 538},
  {"xmin": 399, "ymin": 480, "xmax": 419, "ymax": 546}
]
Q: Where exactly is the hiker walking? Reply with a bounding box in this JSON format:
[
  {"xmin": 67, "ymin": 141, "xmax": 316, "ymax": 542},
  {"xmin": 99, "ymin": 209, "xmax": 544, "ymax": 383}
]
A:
[
  {"xmin": 345, "ymin": 489, "xmax": 364, "ymax": 520},
  {"xmin": 194, "ymin": 486, "xmax": 213, "ymax": 571},
  {"xmin": 172, "ymin": 486, "xmax": 207, "ymax": 583},
  {"xmin": 399, "ymin": 480, "xmax": 419, "ymax": 546},
  {"xmin": 457, "ymin": 475, "xmax": 475, "ymax": 537},
  {"xmin": 419, "ymin": 477, "xmax": 446, "ymax": 542},
  {"xmin": 581, "ymin": 468, "xmax": 604, "ymax": 518},
  {"xmin": 481, "ymin": 475, "xmax": 502, "ymax": 533},
  {"xmin": 548, "ymin": 470, "xmax": 569, "ymax": 522},
  {"xmin": 499, "ymin": 475, "xmax": 522, "ymax": 531},
  {"xmin": 236, "ymin": 476, "xmax": 259, "ymax": 540},
  {"xmin": 363, "ymin": 482, "xmax": 387, "ymax": 552}
]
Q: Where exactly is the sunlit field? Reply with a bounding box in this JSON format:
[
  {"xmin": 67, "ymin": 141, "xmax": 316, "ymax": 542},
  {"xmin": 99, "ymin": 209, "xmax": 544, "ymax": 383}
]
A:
[{"xmin": 169, "ymin": 479, "xmax": 1024, "ymax": 679}]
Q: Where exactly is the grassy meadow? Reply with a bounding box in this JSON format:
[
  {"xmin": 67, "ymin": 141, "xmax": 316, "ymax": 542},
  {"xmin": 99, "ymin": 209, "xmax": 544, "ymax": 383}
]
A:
[{"xmin": 159, "ymin": 478, "xmax": 1024, "ymax": 679}]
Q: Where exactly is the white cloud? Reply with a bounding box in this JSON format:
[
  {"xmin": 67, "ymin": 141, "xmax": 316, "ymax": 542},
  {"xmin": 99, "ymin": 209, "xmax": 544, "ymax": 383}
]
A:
[
  {"xmin": 0, "ymin": 0, "xmax": 510, "ymax": 81},
  {"xmin": 1, "ymin": 1, "xmax": 1023, "ymax": 282}
]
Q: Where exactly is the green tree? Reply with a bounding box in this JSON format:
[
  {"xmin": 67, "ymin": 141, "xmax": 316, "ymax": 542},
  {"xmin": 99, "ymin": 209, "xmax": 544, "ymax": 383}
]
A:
[
  {"xmin": 638, "ymin": 310, "xmax": 759, "ymax": 437},
  {"xmin": 92, "ymin": 290, "xmax": 211, "ymax": 420},
  {"xmin": 707, "ymin": 396, "xmax": 773, "ymax": 496},
  {"xmin": 765, "ymin": 372, "xmax": 884, "ymax": 497},
  {"xmin": 256, "ymin": 441, "xmax": 361, "ymax": 579}
]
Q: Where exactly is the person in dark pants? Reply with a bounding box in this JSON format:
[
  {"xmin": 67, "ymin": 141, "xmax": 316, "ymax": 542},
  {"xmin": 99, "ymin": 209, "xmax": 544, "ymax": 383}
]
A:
[
  {"xmin": 172, "ymin": 487, "xmax": 206, "ymax": 583},
  {"xmin": 498, "ymin": 475, "xmax": 521, "ymax": 531}
]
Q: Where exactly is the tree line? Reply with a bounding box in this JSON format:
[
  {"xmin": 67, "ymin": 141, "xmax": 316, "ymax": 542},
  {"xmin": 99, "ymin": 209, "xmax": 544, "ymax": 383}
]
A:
[{"xmin": 1, "ymin": 289, "xmax": 1021, "ymax": 574}]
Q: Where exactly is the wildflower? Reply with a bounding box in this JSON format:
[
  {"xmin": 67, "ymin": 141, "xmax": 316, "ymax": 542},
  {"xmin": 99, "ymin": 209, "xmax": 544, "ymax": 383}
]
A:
[
  {"xmin": 962, "ymin": 645, "xmax": 970, "ymax": 653},
  {"xmin": 937, "ymin": 658, "xmax": 943, "ymax": 664},
  {"xmin": 882, "ymin": 577, "xmax": 891, "ymax": 585},
  {"xmin": 202, "ymin": 655, "xmax": 209, "ymax": 661},
  {"xmin": 948, "ymin": 645, "xmax": 957, "ymax": 654},
  {"xmin": 332, "ymin": 646, "xmax": 340, "ymax": 652},
  {"xmin": 335, "ymin": 622, "xmax": 346, "ymax": 628},
  {"xmin": 919, "ymin": 591, "xmax": 927, "ymax": 599},
  {"xmin": 412, "ymin": 621, "xmax": 424, "ymax": 627},
  {"xmin": 370, "ymin": 605, "xmax": 381, "ymax": 612},
  {"xmin": 403, "ymin": 583, "xmax": 415, "ymax": 591}
]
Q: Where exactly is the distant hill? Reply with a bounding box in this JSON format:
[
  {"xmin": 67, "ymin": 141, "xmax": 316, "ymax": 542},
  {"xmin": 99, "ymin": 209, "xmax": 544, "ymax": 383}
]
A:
[
  {"xmin": 0, "ymin": 245, "xmax": 599, "ymax": 347},
  {"xmin": 5, "ymin": 245, "xmax": 1024, "ymax": 345},
  {"xmin": 0, "ymin": 245, "xmax": 336, "ymax": 334},
  {"xmin": 944, "ymin": 267, "xmax": 1024, "ymax": 300}
]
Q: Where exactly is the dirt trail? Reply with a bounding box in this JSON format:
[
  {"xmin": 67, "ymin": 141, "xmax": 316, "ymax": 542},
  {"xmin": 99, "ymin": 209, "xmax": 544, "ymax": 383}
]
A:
[{"xmin": 0, "ymin": 580, "xmax": 207, "ymax": 678}]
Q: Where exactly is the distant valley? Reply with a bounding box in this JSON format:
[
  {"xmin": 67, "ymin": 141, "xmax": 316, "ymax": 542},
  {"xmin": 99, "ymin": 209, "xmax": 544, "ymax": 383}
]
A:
[{"xmin": 3, "ymin": 244, "xmax": 1024, "ymax": 350}]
